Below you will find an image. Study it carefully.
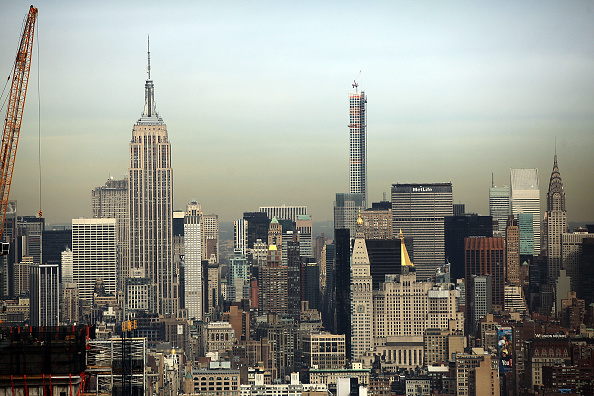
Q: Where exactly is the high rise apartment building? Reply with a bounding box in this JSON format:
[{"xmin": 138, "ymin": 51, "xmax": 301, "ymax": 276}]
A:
[
  {"xmin": 233, "ymin": 219, "xmax": 248, "ymax": 256},
  {"xmin": 286, "ymin": 237, "xmax": 301, "ymax": 319},
  {"xmin": 128, "ymin": 46, "xmax": 176, "ymax": 315},
  {"xmin": 259, "ymin": 245, "xmax": 288, "ymax": 315},
  {"xmin": 202, "ymin": 214, "xmax": 219, "ymax": 262},
  {"xmin": 489, "ymin": 185, "xmax": 510, "ymax": 236},
  {"xmin": 184, "ymin": 201, "xmax": 202, "ymax": 321},
  {"xmin": 505, "ymin": 215, "xmax": 520, "ymax": 286},
  {"xmin": 92, "ymin": 177, "xmax": 129, "ymax": 292},
  {"xmin": 544, "ymin": 153, "xmax": 566, "ymax": 285},
  {"xmin": 510, "ymin": 168, "xmax": 540, "ymax": 255},
  {"xmin": 349, "ymin": 90, "xmax": 367, "ymax": 207},
  {"xmin": 72, "ymin": 218, "xmax": 117, "ymax": 303},
  {"xmin": 471, "ymin": 275, "xmax": 492, "ymax": 334},
  {"xmin": 392, "ymin": 183, "xmax": 453, "ymax": 280},
  {"xmin": 206, "ymin": 257, "xmax": 221, "ymax": 317}
]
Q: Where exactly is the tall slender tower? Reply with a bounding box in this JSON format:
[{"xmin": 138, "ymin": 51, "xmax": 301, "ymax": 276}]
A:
[
  {"xmin": 350, "ymin": 215, "xmax": 372, "ymax": 361},
  {"xmin": 545, "ymin": 150, "xmax": 566, "ymax": 287},
  {"xmin": 128, "ymin": 39, "xmax": 176, "ymax": 315},
  {"xmin": 184, "ymin": 201, "xmax": 202, "ymax": 320},
  {"xmin": 349, "ymin": 84, "xmax": 367, "ymax": 207}
]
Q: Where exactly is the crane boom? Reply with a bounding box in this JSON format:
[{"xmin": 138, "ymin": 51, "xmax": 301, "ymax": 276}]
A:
[{"xmin": 0, "ymin": 6, "xmax": 38, "ymax": 255}]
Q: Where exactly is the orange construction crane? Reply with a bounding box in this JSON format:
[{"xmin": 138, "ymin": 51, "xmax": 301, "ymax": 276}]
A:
[{"xmin": 0, "ymin": 6, "xmax": 38, "ymax": 255}]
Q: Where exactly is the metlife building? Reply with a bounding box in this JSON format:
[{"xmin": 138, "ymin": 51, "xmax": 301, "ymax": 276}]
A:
[{"xmin": 391, "ymin": 183, "xmax": 453, "ymax": 280}]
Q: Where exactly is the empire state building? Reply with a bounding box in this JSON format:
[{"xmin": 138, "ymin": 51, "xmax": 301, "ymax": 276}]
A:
[{"xmin": 128, "ymin": 42, "xmax": 177, "ymax": 315}]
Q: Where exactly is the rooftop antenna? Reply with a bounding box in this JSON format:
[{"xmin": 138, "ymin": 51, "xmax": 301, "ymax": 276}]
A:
[
  {"xmin": 147, "ymin": 35, "xmax": 151, "ymax": 80},
  {"xmin": 492, "ymin": 172, "xmax": 494, "ymax": 188},
  {"xmin": 352, "ymin": 70, "xmax": 361, "ymax": 93}
]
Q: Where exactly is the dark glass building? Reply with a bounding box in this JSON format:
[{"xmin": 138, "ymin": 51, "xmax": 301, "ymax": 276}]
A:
[
  {"xmin": 243, "ymin": 212, "xmax": 269, "ymax": 250},
  {"xmin": 365, "ymin": 238, "xmax": 413, "ymax": 290},
  {"xmin": 444, "ymin": 215, "xmax": 493, "ymax": 281},
  {"xmin": 334, "ymin": 228, "xmax": 351, "ymax": 358}
]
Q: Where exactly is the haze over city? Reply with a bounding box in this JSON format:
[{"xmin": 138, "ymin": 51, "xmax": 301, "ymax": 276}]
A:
[{"xmin": 1, "ymin": 1, "xmax": 593, "ymax": 225}]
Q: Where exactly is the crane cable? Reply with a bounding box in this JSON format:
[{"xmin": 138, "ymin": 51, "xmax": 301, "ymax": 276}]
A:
[
  {"xmin": 0, "ymin": 15, "xmax": 26, "ymax": 119},
  {"xmin": 36, "ymin": 16, "xmax": 42, "ymax": 220}
]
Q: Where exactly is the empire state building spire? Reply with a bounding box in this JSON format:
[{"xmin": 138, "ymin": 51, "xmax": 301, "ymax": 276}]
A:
[{"xmin": 139, "ymin": 35, "xmax": 162, "ymax": 124}]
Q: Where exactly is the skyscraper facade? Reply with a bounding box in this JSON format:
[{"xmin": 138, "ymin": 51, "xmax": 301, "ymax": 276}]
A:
[
  {"xmin": 17, "ymin": 215, "xmax": 44, "ymax": 266},
  {"xmin": 350, "ymin": 217, "xmax": 372, "ymax": 361},
  {"xmin": 510, "ymin": 169, "xmax": 540, "ymax": 255},
  {"xmin": 202, "ymin": 214, "xmax": 219, "ymax": 262},
  {"xmin": 334, "ymin": 192, "xmax": 365, "ymax": 237},
  {"xmin": 72, "ymin": 218, "xmax": 116, "ymax": 303},
  {"xmin": 295, "ymin": 214, "xmax": 313, "ymax": 258},
  {"xmin": 259, "ymin": 205, "xmax": 307, "ymax": 222},
  {"xmin": 464, "ymin": 237, "xmax": 504, "ymax": 332},
  {"xmin": 544, "ymin": 153, "xmax": 566, "ymax": 285},
  {"xmin": 243, "ymin": 212, "xmax": 269, "ymax": 250},
  {"xmin": 444, "ymin": 214, "xmax": 493, "ymax": 281},
  {"xmin": 128, "ymin": 46, "xmax": 176, "ymax": 315},
  {"xmin": 259, "ymin": 245, "xmax": 288, "ymax": 315},
  {"xmin": 233, "ymin": 219, "xmax": 248, "ymax": 256},
  {"xmin": 518, "ymin": 213, "xmax": 534, "ymax": 256},
  {"xmin": 334, "ymin": 228, "xmax": 351, "ymax": 354},
  {"xmin": 360, "ymin": 207, "xmax": 393, "ymax": 240},
  {"xmin": 184, "ymin": 201, "xmax": 202, "ymax": 320},
  {"xmin": 489, "ymin": 186, "xmax": 510, "ymax": 237},
  {"xmin": 92, "ymin": 177, "xmax": 129, "ymax": 292},
  {"xmin": 29, "ymin": 263, "xmax": 60, "ymax": 326},
  {"xmin": 562, "ymin": 230, "xmax": 594, "ymax": 296},
  {"xmin": 349, "ymin": 90, "xmax": 367, "ymax": 207},
  {"xmin": 1, "ymin": 201, "xmax": 17, "ymax": 297},
  {"xmin": 505, "ymin": 215, "xmax": 520, "ymax": 286},
  {"xmin": 392, "ymin": 183, "xmax": 453, "ymax": 280}
]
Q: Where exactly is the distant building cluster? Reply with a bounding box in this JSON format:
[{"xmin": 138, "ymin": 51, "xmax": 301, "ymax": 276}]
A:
[{"xmin": 2, "ymin": 52, "xmax": 594, "ymax": 396}]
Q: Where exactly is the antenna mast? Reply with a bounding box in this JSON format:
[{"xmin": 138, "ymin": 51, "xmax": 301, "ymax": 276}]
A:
[{"xmin": 147, "ymin": 35, "xmax": 151, "ymax": 80}]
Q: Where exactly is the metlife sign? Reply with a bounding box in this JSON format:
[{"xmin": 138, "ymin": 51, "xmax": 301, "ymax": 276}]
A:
[
  {"xmin": 412, "ymin": 186, "xmax": 433, "ymax": 192},
  {"xmin": 393, "ymin": 183, "xmax": 452, "ymax": 195}
]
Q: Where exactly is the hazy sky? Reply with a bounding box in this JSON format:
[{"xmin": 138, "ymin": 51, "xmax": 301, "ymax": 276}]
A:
[{"xmin": 1, "ymin": 1, "xmax": 593, "ymax": 226}]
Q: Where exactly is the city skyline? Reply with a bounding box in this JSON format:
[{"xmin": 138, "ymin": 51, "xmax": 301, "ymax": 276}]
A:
[{"xmin": 2, "ymin": 1, "xmax": 594, "ymax": 225}]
